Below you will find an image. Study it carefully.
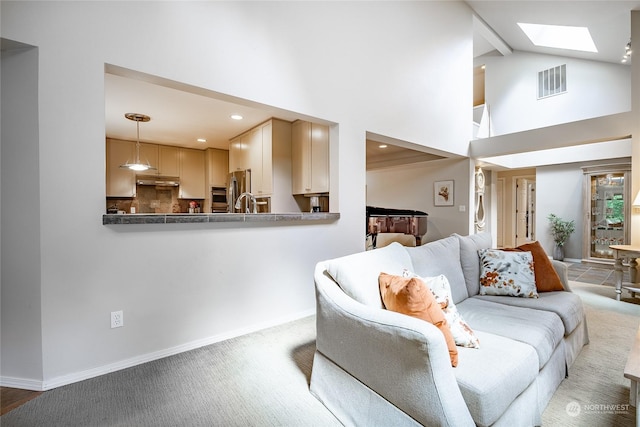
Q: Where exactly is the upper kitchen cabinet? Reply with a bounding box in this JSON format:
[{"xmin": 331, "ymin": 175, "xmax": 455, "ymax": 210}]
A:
[
  {"xmin": 138, "ymin": 142, "xmax": 158, "ymax": 172},
  {"xmin": 159, "ymin": 145, "xmax": 180, "ymax": 176},
  {"xmin": 106, "ymin": 138, "xmax": 136, "ymax": 197},
  {"xmin": 206, "ymin": 148, "xmax": 229, "ymax": 187},
  {"xmin": 136, "ymin": 143, "xmax": 179, "ymax": 176},
  {"xmin": 229, "ymin": 118, "xmax": 292, "ymax": 197},
  {"xmin": 179, "ymin": 148, "xmax": 205, "ymax": 199},
  {"xmin": 140, "ymin": 142, "xmax": 180, "ymax": 176},
  {"xmin": 291, "ymin": 120, "xmax": 329, "ymax": 195},
  {"xmin": 229, "ymin": 129, "xmax": 254, "ymax": 172}
]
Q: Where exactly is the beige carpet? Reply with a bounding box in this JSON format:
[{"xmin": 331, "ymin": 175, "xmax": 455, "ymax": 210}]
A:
[{"xmin": 542, "ymin": 281, "xmax": 640, "ymax": 427}]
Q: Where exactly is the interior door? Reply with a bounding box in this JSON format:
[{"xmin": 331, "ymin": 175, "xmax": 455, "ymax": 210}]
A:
[{"xmin": 515, "ymin": 178, "xmax": 536, "ymax": 246}]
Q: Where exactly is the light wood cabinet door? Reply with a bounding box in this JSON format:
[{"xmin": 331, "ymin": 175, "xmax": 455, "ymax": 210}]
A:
[
  {"xmin": 229, "ymin": 133, "xmax": 250, "ymax": 172},
  {"xmin": 250, "ymin": 123, "xmax": 273, "ymax": 195},
  {"xmin": 229, "ymin": 118, "xmax": 291, "ymax": 198},
  {"xmin": 106, "ymin": 138, "xmax": 136, "ymax": 197},
  {"xmin": 138, "ymin": 142, "xmax": 159, "ymax": 174},
  {"xmin": 292, "ymin": 121, "xmax": 329, "ymax": 194},
  {"xmin": 179, "ymin": 148, "xmax": 205, "ymax": 199},
  {"xmin": 159, "ymin": 145, "xmax": 179, "ymax": 176},
  {"xmin": 206, "ymin": 148, "xmax": 229, "ymax": 187},
  {"xmin": 310, "ymin": 123, "xmax": 329, "ymax": 193}
]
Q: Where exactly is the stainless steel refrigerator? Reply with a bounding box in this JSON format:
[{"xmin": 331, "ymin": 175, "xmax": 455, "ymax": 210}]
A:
[{"xmin": 228, "ymin": 169, "xmax": 251, "ymax": 213}]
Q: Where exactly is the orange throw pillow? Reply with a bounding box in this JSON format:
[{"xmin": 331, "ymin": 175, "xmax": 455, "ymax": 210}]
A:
[
  {"xmin": 505, "ymin": 241, "xmax": 564, "ymax": 292},
  {"xmin": 379, "ymin": 272, "xmax": 458, "ymax": 367}
]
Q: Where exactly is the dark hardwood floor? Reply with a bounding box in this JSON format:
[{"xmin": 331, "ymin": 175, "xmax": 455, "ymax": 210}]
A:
[{"xmin": 1, "ymin": 387, "xmax": 42, "ymax": 416}]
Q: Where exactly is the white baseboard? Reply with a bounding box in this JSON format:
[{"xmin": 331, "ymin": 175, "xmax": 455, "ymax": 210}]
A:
[
  {"xmin": 0, "ymin": 308, "xmax": 315, "ymax": 391},
  {"xmin": 0, "ymin": 376, "xmax": 43, "ymax": 391}
]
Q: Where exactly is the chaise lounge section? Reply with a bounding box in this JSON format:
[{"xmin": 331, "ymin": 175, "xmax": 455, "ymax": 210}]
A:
[{"xmin": 310, "ymin": 232, "xmax": 589, "ymax": 426}]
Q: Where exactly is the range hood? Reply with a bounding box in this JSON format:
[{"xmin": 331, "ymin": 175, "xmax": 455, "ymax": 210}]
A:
[{"xmin": 136, "ymin": 176, "xmax": 180, "ymax": 187}]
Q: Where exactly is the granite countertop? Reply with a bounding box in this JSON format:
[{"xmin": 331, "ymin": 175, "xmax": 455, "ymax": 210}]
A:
[{"xmin": 103, "ymin": 212, "xmax": 340, "ymax": 225}]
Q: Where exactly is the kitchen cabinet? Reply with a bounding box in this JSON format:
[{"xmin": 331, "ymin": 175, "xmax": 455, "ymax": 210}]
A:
[
  {"xmin": 206, "ymin": 148, "xmax": 229, "ymax": 187},
  {"xmin": 582, "ymin": 163, "xmax": 631, "ymax": 262},
  {"xmin": 291, "ymin": 120, "xmax": 329, "ymax": 195},
  {"xmin": 205, "ymin": 148, "xmax": 229, "ymax": 213},
  {"xmin": 179, "ymin": 148, "xmax": 205, "ymax": 199},
  {"xmin": 229, "ymin": 118, "xmax": 291, "ymax": 197},
  {"xmin": 138, "ymin": 142, "xmax": 158, "ymax": 171},
  {"xmin": 136, "ymin": 143, "xmax": 179, "ymax": 176},
  {"xmin": 229, "ymin": 130, "xmax": 253, "ymax": 172},
  {"xmin": 159, "ymin": 145, "xmax": 179, "ymax": 176},
  {"xmin": 251, "ymin": 122, "xmax": 272, "ymax": 195},
  {"xmin": 106, "ymin": 138, "xmax": 136, "ymax": 197}
]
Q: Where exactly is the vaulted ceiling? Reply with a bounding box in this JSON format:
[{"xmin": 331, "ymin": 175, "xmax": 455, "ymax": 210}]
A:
[{"xmin": 103, "ymin": 2, "xmax": 640, "ymax": 169}]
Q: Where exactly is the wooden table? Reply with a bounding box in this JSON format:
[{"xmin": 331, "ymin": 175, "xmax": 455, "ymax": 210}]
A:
[
  {"xmin": 610, "ymin": 245, "xmax": 640, "ymax": 301},
  {"xmin": 624, "ymin": 326, "xmax": 640, "ymax": 427}
]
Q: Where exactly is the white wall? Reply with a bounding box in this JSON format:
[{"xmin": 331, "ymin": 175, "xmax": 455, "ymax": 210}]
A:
[
  {"xmin": 366, "ymin": 159, "xmax": 474, "ymax": 242},
  {"xmin": 1, "ymin": 42, "xmax": 44, "ymax": 386},
  {"xmin": 536, "ymin": 164, "xmax": 584, "ymax": 259},
  {"xmin": 480, "ymin": 51, "xmax": 631, "ymax": 136},
  {"xmin": 0, "ymin": 1, "xmax": 473, "ymax": 389}
]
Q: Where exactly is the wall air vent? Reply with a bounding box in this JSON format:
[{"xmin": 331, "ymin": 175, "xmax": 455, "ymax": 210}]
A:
[{"xmin": 537, "ymin": 64, "xmax": 566, "ymax": 99}]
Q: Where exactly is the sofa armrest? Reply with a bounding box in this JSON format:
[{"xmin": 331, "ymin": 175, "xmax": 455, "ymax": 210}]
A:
[
  {"xmin": 313, "ymin": 262, "xmax": 474, "ymax": 427},
  {"xmin": 551, "ymin": 259, "xmax": 572, "ymax": 291}
]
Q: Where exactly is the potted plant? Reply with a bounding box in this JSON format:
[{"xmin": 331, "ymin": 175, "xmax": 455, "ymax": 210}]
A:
[{"xmin": 547, "ymin": 213, "xmax": 576, "ymax": 260}]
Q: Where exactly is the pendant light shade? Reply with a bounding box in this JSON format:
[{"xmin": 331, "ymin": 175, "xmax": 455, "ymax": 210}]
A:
[{"xmin": 120, "ymin": 113, "xmax": 157, "ymax": 172}]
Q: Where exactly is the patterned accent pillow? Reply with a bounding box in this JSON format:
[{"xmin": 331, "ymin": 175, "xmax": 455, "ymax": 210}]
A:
[
  {"xmin": 422, "ymin": 274, "xmax": 480, "ymax": 349},
  {"xmin": 478, "ymin": 249, "xmax": 538, "ymax": 298}
]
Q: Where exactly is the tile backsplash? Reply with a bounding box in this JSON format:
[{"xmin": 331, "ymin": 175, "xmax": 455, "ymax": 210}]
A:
[{"xmin": 107, "ymin": 185, "xmax": 204, "ymax": 214}]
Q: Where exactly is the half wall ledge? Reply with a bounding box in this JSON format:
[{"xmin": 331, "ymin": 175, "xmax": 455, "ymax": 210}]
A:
[{"xmin": 102, "ymin": 212, "xmax": 340, "ymax": 225}]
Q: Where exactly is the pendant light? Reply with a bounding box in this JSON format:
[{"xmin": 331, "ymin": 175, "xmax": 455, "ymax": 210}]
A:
[{"xmin": 120, "ymin": 113, "xmax": 157, "ymax": 172}]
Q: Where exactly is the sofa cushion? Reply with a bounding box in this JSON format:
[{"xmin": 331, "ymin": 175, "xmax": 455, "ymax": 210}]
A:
[
  {"xmin": 478, "ymin": 249, "xmax": 538, "ymax": 298},
  {"xmin": 454, "ymin": 330, "xmax": 539, "ymax": 427},
  {"xmin": 324, "ymin": 242, "xmax": 414, "ymax": 308},
  {"xmin": 421, "ymin": 274, "xmax": 480, "ymax": 349},
  {"xmin": 475, "ymin": 291, "xmax": 584, "ymax": 336},
  {"xmin": 504, "ymin": 241, "xmax": 564, "ymax": 292},
  {"xmin": 379, "ymin": 273, "xmax": 458, "ymax": 367},
  {"xmin": 454, "ymin": 232, "xmax": 492, "ymax": 297},
  {"xmin": 406, "ymin": 236, "xmax": 468, "ymax": 304},
  {"xmin": 457, "ymin": 298, "xmax": 564, "ymax": 369}
]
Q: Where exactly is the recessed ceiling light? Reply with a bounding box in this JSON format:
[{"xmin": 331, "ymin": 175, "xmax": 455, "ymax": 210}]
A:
[
  {"xmin": 230, "ymin": 114, "xmax": 243, "ymax": 120},
  {"xmin": 517, "ymin": 23, "xmax": 597, "ymax": 53},
  {"xmin": 379, "ymin": 144, "xmax": 388, "ymax": 149},
  {"xmin": 197, "ymin": 138, "xmax": 207, "ymax": 143}
]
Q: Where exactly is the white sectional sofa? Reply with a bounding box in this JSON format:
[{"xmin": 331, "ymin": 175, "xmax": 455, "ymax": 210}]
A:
[{"xmin": 310, "ymin": 232, "xmax": 589, "ymax": 427}]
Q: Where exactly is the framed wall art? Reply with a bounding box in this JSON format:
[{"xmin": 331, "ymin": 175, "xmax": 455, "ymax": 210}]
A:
[{"xmin": 434, "ymin": 180, "xmax": 454, "ymax": 206}]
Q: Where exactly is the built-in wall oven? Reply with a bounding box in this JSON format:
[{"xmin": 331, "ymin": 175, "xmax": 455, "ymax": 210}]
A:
[{"xmin": 211, "ymin": 186, "xmax": 228, "ymax": 213}]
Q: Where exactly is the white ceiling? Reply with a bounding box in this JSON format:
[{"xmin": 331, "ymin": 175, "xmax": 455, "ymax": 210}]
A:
[{"xmin": 104, "ymin": 2, "xmax": 639, "ymax": 162}]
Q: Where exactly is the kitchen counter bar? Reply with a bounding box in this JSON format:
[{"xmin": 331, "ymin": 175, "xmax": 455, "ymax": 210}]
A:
[{"xmin": 103, "ymin": 212, "xmax": 340, "ymax": 225}]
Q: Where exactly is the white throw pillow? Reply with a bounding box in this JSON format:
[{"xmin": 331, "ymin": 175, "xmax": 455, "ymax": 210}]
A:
[{"xmin": 403, "ymin": 271, "xmax": 480, "ymax": 349}]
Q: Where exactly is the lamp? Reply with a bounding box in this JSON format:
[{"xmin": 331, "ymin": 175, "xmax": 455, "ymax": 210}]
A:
[{"xmin": 120, "ymin": 113, "xmax": 156, "ymax": 172}]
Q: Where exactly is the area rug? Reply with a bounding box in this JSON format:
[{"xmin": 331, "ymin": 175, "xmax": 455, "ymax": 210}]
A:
[{"xmin": 541, "ymin": 281, "xmax": 640, "ymax": 427}]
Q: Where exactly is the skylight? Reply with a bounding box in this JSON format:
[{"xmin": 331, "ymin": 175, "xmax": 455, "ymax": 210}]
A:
[{"xmin": 517, "ymin": 23, "xmax": 597, "ymax": 53}]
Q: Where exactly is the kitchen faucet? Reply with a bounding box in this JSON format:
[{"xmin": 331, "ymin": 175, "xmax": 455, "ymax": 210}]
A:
[{"xmin": 235, "ymin": 192, "xmax": 257, "ymax": 213}]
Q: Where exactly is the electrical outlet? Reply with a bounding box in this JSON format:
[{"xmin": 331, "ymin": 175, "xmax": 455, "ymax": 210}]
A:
[{"xmin": 111, "ymin": 310, "xmax": 123, "ymax": 328}]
